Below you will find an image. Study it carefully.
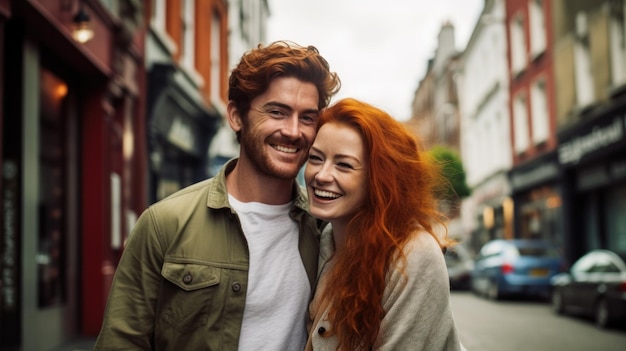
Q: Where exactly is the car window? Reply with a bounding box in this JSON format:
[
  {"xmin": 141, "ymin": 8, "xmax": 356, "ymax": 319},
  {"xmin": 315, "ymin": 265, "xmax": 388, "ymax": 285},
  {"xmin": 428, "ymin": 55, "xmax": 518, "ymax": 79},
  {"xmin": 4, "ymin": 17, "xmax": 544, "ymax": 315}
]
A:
[
  {"xmin": 517, "ymin": 247, "xmax": 560, "ymax": 258},
  {"xmin": 479, "ymin": 242, "xmax": 503, "ymax": 259},
  {"xmin": 590, "ymin": 260, "xmax": 620, "ymax": 273}
]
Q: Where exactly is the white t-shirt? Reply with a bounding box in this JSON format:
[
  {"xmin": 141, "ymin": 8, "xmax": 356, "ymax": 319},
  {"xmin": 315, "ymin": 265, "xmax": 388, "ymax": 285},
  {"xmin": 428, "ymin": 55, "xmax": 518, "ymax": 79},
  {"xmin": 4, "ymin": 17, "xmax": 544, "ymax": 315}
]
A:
[{"xmin": 229, "ymin": 194, "xmax": 310, "ymax": 351}]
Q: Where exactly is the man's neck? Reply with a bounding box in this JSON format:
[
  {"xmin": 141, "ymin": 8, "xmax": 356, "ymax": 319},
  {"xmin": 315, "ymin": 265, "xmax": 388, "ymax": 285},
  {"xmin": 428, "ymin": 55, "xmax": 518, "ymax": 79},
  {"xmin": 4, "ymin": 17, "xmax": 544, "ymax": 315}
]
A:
[{"xmin": 226, "ymin": 162, "xmax": 294, "ymax": 205}]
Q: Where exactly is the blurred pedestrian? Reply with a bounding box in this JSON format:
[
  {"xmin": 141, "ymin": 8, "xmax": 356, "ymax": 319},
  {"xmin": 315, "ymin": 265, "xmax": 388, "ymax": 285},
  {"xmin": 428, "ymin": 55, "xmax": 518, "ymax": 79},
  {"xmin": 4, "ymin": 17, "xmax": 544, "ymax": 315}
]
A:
[
  {"xmin": 304, "ymin": 98, "xmax": 464, "ymax": 350},
  {"xmin": 94, "ymin": 41, "xmax": 341, "ymax": 350}
]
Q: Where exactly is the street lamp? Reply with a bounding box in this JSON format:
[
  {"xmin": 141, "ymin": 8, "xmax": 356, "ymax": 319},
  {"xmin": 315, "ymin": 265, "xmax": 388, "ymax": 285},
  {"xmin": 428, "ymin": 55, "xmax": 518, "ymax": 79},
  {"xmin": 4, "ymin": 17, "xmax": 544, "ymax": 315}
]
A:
[{"xmin": 72, "ymin": 1, "xmax": 94, "ymax": 43}]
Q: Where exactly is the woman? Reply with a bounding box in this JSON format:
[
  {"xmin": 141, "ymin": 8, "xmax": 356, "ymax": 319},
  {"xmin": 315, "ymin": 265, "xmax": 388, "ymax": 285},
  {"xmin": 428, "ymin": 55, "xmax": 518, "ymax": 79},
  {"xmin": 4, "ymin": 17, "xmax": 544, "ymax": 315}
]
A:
[{"xmin": 304, "ymin": 98, "xmax": 463, "ymax": 350}]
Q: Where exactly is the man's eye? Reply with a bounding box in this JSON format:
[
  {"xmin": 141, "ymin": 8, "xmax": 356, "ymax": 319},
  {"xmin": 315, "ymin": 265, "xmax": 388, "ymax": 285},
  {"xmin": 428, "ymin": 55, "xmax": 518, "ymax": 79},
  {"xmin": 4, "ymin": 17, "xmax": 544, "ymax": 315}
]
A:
[
  {"xmin": 301, "ymin": 114, "xmax": 318, "ymax": 124},
  {"xmin": 264, "ymin": 108, "xmax": 287, "ymax": 117}
]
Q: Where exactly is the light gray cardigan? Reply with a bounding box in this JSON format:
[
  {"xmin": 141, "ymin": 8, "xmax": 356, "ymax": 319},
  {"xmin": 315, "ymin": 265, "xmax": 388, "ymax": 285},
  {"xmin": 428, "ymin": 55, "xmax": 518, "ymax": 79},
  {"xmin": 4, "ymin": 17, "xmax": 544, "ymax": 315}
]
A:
[{"xmin": 306, "ymin": 226, "xmax": 464, "ymax": 350}]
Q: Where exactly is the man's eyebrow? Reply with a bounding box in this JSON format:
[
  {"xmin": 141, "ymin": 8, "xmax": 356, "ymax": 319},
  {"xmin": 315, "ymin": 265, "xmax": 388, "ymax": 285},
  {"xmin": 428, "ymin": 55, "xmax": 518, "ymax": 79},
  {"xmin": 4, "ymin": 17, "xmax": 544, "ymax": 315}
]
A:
[{"xmin": 263, "ymin": 101, "xmax": 319, "ymax": 115}]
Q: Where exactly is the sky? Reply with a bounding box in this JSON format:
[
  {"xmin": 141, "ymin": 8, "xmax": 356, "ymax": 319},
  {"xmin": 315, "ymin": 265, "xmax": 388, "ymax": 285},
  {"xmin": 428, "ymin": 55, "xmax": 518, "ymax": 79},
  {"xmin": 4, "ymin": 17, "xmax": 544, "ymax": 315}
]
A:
[{"xmin": 266, "ymin": 0, "xmax": 484, "ymax": 121}]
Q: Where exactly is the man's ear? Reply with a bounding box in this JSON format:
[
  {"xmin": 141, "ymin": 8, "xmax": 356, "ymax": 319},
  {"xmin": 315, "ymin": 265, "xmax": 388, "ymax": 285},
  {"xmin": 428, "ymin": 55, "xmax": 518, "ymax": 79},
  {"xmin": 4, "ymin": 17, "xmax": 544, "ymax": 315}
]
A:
[{"xmin": 226, "ymin": 101, "xmax": 243, "ymax": 132}]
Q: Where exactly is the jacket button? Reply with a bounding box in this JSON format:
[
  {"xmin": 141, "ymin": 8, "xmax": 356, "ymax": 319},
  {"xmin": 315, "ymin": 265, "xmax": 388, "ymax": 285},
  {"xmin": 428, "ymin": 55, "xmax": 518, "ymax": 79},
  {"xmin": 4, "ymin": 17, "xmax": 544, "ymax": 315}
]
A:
[
  {"xmin": 183, "ymin": 273, "xmax": 193, "ymax": 284},
  {"xmin": 318, "ymin": 327, "xmax": 326, "ymax": 335},
  {"xmin": 232, "ymin": 282, "xmax": 241, "ymax": 292}
]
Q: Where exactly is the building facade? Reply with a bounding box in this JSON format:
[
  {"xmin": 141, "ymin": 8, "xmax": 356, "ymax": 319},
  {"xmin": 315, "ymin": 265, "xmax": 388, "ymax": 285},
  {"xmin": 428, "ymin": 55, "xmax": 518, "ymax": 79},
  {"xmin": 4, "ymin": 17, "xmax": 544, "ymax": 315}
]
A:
[
  {"xmin": 145, "ymin": 0, "xmax": 229, "ymax": 204},
  {"xmin": 552, "ymin": 0, "xmax": 626, "ymax": 264},
  {"xmin": 407, "ymin": 22, "xmax": 466, "ymax": 238},
  {"xmin": 457, "ymin": 0, "xmax": 513, "ymax": 253},
  {"xmin": 0, "ymin": 0, "xmax": 146, "ymax": 349},
  {"xmin": 504, "ymin": 0, "xmax": 564, "ymax": 254}
]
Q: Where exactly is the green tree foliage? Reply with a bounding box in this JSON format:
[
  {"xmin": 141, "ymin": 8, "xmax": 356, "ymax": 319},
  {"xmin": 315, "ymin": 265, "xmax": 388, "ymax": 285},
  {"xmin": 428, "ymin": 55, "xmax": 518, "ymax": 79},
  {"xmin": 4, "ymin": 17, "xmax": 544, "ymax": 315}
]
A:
[{"xmin": 428, "ymin": 145, "xmax": 471, "ymax": 201}]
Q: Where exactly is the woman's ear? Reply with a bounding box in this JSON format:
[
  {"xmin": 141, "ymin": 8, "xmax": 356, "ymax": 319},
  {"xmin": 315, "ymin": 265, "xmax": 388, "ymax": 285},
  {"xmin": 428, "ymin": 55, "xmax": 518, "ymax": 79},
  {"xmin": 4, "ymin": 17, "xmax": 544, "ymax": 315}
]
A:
[{"xmin": 226, "ymin": 101, "xmax": 243, "ymax": 132}]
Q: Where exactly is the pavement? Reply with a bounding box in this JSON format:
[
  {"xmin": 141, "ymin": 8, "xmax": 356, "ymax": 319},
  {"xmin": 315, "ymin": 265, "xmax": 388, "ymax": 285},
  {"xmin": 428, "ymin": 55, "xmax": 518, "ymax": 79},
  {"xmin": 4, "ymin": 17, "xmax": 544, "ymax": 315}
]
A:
[{"xmin": 48, "ymin": 337, "xmax": 96, "ymax": 351}]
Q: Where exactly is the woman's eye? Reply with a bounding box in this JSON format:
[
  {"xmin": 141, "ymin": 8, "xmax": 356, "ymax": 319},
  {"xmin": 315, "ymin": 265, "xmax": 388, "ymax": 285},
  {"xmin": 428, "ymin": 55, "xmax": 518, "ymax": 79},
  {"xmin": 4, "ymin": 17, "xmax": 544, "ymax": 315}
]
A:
[
  {"xmin": 308, "ymin": 154, "xmax": 322, "ymax": 163},
  {"xmin": 337, "ymin": 162, "xmax": 354, "ymax": 170}
]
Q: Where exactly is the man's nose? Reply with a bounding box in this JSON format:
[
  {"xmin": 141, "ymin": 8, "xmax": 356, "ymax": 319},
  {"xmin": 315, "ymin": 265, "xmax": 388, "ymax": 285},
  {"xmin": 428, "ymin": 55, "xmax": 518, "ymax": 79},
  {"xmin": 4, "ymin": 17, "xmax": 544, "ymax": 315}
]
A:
[{"xmin": 281, "ymin": 115, "xmax": 300, "ymax": 138}]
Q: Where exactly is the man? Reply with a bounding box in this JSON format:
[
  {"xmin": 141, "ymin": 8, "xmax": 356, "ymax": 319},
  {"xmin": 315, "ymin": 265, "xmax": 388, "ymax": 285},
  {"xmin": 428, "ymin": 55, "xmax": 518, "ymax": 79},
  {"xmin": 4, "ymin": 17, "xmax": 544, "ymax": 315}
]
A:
[{"xmin": 94, "ymin": 41, "xmax": 341, "ymax": 350}]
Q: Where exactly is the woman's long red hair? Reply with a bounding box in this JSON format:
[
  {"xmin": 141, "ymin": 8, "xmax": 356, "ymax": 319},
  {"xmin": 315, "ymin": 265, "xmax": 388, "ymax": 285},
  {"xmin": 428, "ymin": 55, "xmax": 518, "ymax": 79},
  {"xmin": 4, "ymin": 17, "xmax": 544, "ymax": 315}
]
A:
[{"xmin": 318, "ymin": 98, "xmax": 450, "ymax": 350}]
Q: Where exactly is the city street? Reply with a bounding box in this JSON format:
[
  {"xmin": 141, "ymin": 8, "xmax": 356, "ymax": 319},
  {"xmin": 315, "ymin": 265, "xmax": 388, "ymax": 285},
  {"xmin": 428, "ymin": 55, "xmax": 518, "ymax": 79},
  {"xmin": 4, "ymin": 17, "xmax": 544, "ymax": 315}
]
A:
[{"xmin": 451, "ymin": 291, "xmax": 626, "ymax": 351}]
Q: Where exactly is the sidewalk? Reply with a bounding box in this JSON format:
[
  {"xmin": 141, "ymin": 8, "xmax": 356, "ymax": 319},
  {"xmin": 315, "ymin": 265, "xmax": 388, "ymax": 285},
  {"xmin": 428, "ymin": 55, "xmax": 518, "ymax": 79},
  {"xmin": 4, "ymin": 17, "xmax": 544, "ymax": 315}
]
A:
[{"xmin": 49, "ymin": 337, "xmax": 96, "ymax": 351}]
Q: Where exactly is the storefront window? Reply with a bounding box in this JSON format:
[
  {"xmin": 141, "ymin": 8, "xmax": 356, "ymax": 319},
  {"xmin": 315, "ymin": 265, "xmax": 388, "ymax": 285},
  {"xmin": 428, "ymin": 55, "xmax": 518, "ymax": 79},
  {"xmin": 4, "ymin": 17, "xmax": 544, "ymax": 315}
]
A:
[
  {"xmin": 38, "ymin": 68, "xmax": 68, "ymax": 307},
  {"xmin": 605, "ymin": 184, "xmax": 626, "ymax": 252},
  {"xmin": 583, "ymin": 192, "xmax": 601, "ymax": 250},
  {"xmin": 518, "ymin": 185, "xmax": 563, "ymax": 248}
]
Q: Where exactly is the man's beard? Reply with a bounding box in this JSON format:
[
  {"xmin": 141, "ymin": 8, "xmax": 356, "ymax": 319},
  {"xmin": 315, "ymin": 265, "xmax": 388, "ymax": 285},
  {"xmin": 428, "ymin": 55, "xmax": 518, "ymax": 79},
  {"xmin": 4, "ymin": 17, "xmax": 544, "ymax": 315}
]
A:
[{"xmin": 239, "ymin": 129, "xmax": 305, "ymax": 180}]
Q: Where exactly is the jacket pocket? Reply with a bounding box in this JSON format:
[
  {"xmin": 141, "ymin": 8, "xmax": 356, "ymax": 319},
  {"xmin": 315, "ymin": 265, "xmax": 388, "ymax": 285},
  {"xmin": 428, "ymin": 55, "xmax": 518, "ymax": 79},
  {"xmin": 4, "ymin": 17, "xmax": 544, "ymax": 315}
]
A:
[{"xmin": 160, "ymin": 261, "xmax": 222, "ymax": 333}]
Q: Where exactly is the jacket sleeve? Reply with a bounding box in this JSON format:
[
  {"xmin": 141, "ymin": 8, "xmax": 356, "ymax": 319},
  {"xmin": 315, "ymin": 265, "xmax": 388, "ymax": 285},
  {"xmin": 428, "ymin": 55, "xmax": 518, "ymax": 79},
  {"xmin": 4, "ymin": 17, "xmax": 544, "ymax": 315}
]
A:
[
  {"xmin": 94, "ymin": 208, "xmax": 166, "ymax": 350},
  {"xmin": 374, "ymin": 232, "xmax": 463, "ymax": 351}
]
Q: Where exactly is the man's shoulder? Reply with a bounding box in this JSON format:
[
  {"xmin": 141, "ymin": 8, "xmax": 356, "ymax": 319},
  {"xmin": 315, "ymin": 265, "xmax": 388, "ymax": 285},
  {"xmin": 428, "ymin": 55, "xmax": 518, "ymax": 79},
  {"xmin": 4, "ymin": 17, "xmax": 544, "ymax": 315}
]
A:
[{"xmin": 148, "ymin": 177, "xmax": 225, "ymax": 218}]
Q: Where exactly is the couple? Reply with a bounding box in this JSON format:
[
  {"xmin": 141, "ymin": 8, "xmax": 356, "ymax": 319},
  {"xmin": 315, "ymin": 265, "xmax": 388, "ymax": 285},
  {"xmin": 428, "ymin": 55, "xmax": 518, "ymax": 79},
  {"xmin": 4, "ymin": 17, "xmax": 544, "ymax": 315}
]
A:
[{"xmin": 94, "ymin": 41, "xmax": 463, "ymax": 350}]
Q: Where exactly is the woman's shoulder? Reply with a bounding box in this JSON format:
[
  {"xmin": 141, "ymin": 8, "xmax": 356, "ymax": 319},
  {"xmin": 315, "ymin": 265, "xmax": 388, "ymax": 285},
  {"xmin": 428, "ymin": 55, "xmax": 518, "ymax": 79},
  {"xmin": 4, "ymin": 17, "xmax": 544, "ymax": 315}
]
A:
[{"xmin": 400, "ymin": 231, "xmax": 447, "ymax": 273}]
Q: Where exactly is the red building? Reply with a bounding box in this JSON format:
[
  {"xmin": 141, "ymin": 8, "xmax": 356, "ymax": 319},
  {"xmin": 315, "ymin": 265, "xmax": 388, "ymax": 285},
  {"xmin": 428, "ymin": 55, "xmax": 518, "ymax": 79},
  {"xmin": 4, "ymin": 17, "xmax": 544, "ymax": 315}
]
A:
[
  {"xmin": 505, "ymin": 0, "xmax": 564, "ymax": 251},
  {"xmin": 0, "ymin": 0, "xmax": 147, "ymax": 349}
]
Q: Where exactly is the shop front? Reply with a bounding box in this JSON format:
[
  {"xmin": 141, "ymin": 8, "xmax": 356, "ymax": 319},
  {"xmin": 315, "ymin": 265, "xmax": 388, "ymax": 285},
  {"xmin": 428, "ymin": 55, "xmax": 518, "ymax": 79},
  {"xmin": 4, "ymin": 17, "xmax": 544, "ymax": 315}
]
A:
[
  {"xmin": 508, "ymin": 151, "xmax": 564, "ymax": 258},
  {"xmin": 147, "ymin": 63, "xmax": 221, "ymax": 204},
  {"xmin": 0, "ymin": 0, "xmax": 145, "ymax": 349},
  {"xmin": 558, "ymin": 99, "xmax": 626, "ymax": 263}
]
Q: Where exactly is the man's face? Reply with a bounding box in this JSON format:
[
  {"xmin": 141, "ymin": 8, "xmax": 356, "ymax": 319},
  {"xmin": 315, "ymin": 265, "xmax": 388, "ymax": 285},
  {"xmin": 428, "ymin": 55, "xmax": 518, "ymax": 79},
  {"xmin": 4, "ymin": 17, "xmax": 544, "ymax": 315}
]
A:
[{"xmin": 235, "ymin": 76, "xmax": 320, "ymax": 180}]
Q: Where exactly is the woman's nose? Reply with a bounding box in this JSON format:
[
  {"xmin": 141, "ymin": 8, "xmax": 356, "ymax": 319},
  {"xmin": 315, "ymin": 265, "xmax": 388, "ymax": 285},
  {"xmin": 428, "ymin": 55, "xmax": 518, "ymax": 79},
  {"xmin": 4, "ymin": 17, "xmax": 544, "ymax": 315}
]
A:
[{"xmin": 314, "ymin": 164, "xmax": 333, "ymax": 183}]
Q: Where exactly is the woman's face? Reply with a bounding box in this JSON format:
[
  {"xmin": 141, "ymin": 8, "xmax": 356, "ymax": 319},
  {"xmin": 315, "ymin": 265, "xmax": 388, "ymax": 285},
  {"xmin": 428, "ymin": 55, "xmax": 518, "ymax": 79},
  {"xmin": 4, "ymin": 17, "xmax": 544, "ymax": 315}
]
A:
[{"xmin": 305, "ymin": 122, "xmax": 368, "ymax": 226}]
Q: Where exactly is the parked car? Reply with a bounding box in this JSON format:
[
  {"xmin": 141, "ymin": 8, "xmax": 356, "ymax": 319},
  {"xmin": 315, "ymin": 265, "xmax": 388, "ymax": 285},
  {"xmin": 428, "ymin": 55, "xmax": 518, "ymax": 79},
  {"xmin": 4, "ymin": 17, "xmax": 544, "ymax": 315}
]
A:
[
  {"xmin": 445, "ymin": 243, "xmax": 474, "ymax": 290},
  {"xmin": 550, "ymin": 249, "xmax": 626, "ymax": 329},
  {"xmin": 471, "ymin": 239, "xmax": 564, "ymax": 300}
]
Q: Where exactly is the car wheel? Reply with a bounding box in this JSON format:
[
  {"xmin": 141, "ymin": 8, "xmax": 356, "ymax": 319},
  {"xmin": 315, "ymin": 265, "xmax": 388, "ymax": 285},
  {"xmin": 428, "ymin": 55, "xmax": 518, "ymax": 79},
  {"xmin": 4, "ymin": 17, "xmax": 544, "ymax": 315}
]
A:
[
  {"xmin": 552, "ymin": 288, "xmax": 564, "ymax": 314},
  {"xmin": 595, "ymin": 298, "xmax": 611, "ymax": 329},
  {"xmin": 487, "ymin": 280, "xmax": 500, "ymax": 301}
]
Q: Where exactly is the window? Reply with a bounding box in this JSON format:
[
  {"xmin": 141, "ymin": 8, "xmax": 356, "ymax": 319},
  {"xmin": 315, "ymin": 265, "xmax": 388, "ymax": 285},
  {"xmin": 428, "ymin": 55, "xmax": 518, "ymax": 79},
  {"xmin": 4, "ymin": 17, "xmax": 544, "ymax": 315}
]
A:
[
  {"xmin": 181, "ymin": 0, "xmax": 195, "ymax": 69},
  {"xmin": 609, "ymin": 1, "xmax": 626, "ymax": 87},
  {"xmin": 529, "ymin": 0, "xmax": 546, "ymax": 58},
  {"xmin": 151, "ymin": 0, "xmax": 166, "ymax": 30},
  {"xmin": 530, "ymin": 79, "xmax": 549, "ymax": 144},
  {"xmin": 574, "ymin": 12, "xmax": 594, "ymax": 107},
  {"xmin": 510, "ymin": 15, "xmax": 527, "ymax": 75},
  {"xmin": 513, "ymin": 94, "xmax": 529, "ymax": 153},
  {"xmin": 210, "ymin": 10, "xmax": 221, "ymax": 103}
]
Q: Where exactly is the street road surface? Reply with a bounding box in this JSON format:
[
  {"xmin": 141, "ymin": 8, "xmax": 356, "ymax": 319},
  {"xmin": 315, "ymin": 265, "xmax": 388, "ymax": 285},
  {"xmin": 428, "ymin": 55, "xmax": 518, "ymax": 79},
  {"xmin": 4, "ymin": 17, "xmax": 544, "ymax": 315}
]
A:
[{"xmin": 451, "ymin": 291, "xmax": 626, "ymax": 351}]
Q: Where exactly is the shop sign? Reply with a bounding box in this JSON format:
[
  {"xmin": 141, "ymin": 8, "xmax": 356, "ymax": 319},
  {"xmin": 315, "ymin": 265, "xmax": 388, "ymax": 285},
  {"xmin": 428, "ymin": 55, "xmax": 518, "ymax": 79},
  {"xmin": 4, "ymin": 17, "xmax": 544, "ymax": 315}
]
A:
[
  {"xmin": 558, "ymin": 115, "xmax": 624, "ymax": 165},
  {"xmin": 167, "ymin": 116, "xmax": 195, "ymax": 152}
]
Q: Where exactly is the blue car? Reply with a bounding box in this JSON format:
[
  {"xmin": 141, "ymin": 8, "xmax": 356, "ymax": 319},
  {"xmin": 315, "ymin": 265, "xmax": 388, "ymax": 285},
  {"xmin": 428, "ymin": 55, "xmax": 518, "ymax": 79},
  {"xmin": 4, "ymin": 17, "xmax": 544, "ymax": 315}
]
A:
[{"xmin": 471, "ymin": 239, "xmax": 564, "ymax": 300}]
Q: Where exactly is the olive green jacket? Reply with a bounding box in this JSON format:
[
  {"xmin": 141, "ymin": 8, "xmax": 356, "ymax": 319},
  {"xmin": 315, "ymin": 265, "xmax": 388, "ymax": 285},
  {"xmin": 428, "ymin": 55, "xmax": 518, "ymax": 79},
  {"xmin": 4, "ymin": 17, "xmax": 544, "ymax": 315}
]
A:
[{"xmin": 94, "ymin": 159, "xmax": 320, "ymax": 350}]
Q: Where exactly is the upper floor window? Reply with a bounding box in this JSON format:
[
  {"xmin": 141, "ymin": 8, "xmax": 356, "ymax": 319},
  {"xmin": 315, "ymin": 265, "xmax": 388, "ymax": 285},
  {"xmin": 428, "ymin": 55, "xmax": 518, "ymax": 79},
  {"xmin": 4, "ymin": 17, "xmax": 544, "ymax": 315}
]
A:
[
  {"xmin": 609, "ymin": 0, "xmax": 626, "ymax": 88},
  {"xmin": 181, "ymin": 0, "xmax": 195, "ymax": 69},
  {"xmin": 510, "ymin": 14, "xmax": 527, "ymax": 76},
  {"xmin": 513, "ymin": 94, "xmax": 529, "ymax": 153},
  {"xmin": 151, "ymin": 0, "xmax": 166, "ymax": 30},
  {"xmin": 574, "ymin": 12, "xmax": 594, "ymax": 107},
  {"xmin": 530, "ymin": 79, "xmax": 549, "ymax": 144},
  {"xmin": 529, "ymin": 0, "xmax": 546, "ymax": 58},
  {"xmin": 210, "ymin": 10, "xmax": 222, "ymax": 103}
]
